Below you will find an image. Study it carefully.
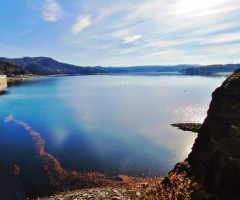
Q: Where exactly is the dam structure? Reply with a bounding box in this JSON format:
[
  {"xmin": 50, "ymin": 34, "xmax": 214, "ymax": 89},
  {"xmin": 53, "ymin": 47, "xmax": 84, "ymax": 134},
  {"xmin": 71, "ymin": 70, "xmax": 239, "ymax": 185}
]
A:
[{"xmin": 0, "ymin": 75, "xmax": 7, "ymax": 91}]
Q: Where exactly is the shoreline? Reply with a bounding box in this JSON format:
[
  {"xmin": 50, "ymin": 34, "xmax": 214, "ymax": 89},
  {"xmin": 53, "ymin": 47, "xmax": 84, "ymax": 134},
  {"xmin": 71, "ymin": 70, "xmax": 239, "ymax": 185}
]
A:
[
  {"xmin": 6, "ymin": 73, "xmax": 110, "ymax": 85},
  {"xmin": 7, "ymin": 74, "xmax": 68, "ymax": 82},
  {"xmin": 213, "ymin": 72, "xmax": 233, "ymax": 76},
  {"xmin": 6, "ymin": 74, "xmax": 68, "ymax": 87}
]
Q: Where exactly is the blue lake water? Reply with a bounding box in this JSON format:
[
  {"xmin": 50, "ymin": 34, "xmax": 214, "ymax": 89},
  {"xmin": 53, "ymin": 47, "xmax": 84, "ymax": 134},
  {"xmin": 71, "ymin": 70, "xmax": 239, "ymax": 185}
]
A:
[{"xmin": 0, "ymin": 74, "xmax": 226, "ymax": 177}]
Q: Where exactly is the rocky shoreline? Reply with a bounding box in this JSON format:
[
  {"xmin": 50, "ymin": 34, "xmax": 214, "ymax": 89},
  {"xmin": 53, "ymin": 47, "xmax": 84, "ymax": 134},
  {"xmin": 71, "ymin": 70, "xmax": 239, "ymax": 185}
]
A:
[
  {"xmin": 6, "ymin": 74, "xmax": 68, "ymax": 87},
  {"xmin": 41, "ymin": 187, "xmax": 140, "ymax": 200},
  {"xmin": 40, "ymin": 179, "xmax": 162, "ymax": 200}
]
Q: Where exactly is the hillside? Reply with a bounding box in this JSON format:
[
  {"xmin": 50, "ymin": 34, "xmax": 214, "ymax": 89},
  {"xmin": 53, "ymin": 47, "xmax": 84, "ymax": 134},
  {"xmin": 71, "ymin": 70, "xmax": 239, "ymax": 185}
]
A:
[
  {"xmin": 0, "ymin": 57, "xmax": 201, "ymax": 75},
  {"xmin": 0, "ymin": 57, "xmax": 108, "ymax": 75},
  {"xmin": 182, "ymin": 64, "xmax": 240, "ymax": 75},
  {"xmin": 0, "ymin": 61, "xmax": 27, "ymax": 75}
]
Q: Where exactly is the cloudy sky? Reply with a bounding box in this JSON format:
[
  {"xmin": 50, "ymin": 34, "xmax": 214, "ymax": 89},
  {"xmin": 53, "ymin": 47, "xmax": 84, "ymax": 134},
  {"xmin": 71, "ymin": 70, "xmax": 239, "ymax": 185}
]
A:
[{"xmin": 1, "ymin": 0, "xmax": 240, "ymax": 66}]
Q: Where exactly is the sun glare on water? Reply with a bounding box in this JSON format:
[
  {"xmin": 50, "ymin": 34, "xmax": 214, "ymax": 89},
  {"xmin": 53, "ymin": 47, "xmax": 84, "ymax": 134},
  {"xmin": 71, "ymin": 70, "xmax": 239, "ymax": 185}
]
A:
[{"xmin": 172, "ymin": 102, "xmax": 208, "ymax": 123}]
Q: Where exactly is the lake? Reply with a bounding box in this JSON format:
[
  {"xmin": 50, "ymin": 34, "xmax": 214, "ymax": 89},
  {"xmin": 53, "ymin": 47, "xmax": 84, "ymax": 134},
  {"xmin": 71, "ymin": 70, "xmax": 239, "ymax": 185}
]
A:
[{"xmin": 0, "ymin": 74, "xmax": 226, "ymax": 179}]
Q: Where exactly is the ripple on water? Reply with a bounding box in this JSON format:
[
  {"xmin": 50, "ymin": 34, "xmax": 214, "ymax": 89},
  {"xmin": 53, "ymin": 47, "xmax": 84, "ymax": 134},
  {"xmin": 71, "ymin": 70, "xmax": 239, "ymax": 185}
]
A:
[{"xmin": 170, "ymin": 100, "xmax": 209, "ymax": 123}]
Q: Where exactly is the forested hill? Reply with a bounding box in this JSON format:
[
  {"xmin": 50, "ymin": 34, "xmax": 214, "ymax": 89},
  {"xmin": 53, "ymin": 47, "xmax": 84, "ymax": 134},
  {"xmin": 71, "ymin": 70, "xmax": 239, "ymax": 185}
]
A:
[
  {"xmin": 0, "ymin": 61, "xmax": 27, "ymax": 75},
  {"xmin": 0, "ymin": 57, "xmax": 108, "ymax": 75},
  {"xmin": 182, "ymin": 64, "xmax": 240, "ymax": 75}
]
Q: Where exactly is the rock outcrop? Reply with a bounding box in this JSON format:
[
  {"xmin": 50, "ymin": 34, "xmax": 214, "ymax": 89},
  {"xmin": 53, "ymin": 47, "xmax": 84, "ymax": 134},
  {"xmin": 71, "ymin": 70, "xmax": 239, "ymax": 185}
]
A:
[
  {"xmin": 171, "ymin": 123, "xmax": 202, "ymax": 133},
  {"xmin": 171, "ymin": 69, "xmax": 240, "ymax": 200}
]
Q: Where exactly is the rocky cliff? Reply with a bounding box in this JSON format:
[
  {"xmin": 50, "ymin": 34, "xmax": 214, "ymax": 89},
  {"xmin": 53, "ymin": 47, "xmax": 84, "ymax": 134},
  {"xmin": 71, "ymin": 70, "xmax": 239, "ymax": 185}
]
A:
[{"xmin": 170, "ymin": 69, "xmax": 240, "ymax": 200}]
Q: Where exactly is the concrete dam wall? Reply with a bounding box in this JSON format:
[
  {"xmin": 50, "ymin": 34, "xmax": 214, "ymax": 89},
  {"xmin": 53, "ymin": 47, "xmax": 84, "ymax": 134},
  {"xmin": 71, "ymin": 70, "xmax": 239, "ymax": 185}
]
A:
[{"xmin": 0, "ymin": 75, "xmax": 7, "ymax": 91}]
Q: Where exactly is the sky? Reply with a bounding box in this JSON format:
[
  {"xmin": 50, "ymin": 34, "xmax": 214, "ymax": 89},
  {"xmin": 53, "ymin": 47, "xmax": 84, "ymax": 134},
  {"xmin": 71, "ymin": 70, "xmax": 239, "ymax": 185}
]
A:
[{"xmin": 1, "ymin": 0, "xmax": 240, "ymax": 66}]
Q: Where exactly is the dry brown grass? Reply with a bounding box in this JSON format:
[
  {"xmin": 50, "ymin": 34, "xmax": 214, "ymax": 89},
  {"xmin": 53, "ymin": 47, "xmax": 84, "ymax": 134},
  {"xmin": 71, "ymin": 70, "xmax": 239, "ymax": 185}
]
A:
[{"xmin": 129, "ymin": 171, "xmax": 198, "ymax": 200}]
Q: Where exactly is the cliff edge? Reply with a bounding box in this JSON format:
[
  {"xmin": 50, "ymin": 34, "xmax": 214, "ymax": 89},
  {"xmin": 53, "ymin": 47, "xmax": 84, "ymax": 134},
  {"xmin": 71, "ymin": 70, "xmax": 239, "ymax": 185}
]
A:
[{"xmin": 171, "ymin": 69, "xmax": 240, "ymax": 200}]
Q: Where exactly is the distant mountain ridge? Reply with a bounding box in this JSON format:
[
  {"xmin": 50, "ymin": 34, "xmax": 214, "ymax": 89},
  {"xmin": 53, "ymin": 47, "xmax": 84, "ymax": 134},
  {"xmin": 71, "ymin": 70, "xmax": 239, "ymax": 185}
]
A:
[
  {"xmin": 0, "ymin": 56, "xmax": 202, "ymax": 75},
  {"xmin": 0, "ymin": 57, "xmax": 107, "ymax": 75},
  {"xmin": 95, "ymin": 64, "xmax": 201, "ymax": 73},
  {"xmin": 182, "ymin": 64, "xmax": 240, "ymax": 75}
]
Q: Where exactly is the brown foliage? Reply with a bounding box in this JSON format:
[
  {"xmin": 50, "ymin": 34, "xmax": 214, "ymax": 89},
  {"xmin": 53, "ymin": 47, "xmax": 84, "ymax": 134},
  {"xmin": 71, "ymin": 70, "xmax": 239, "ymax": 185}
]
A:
[{"xmin": 129, "ymin": 171, "xmax": 198, "ymax": 200}]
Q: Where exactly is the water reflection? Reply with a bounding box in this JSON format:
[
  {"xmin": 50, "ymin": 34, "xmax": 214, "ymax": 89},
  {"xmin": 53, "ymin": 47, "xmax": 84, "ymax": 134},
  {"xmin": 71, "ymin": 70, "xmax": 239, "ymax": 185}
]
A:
[
  {"xmin": 1, "ymin": 115, "xmax": 131, "ymax": 198},
  {"xmin": 0, "ymin": 75, "xmax": 226, "ymax": 197},
  {"xmin": 171, "ymin": 102, "xmax": 209, "ymax": 123},
  {"xmin": 0, "ymin": 90, "xmax": 8, "ymax": 96}
]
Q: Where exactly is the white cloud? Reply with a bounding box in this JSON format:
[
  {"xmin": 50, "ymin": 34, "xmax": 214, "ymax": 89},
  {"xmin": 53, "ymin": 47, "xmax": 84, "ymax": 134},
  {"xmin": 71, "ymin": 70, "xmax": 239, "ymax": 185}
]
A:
[
  {"xmin": 61, "ymin": 0, "xmax": 240, "ymax": 65},
  {"xmin": 189, "ymin": 22, "xmax": 239, "ymax": 36},
  {"xmin": 107, "ymin": 29, "xmax": 142, "ymax": 44},
  {"xmin": 72, "ymin": 15, "xmax": 92, "ymax": 35},
  {"xmin": 111, "ymin": 29, "xmax": 130, "ymax": 38},
  {"xmin": 123, "ymin": 35, "xmax": 141, "ymax": 43},
  {"xmin": 174, "ymin": 0, "xmax": 240, "ymax": 17},
  {"xmin": 144, "ymin": 49, "xmax": 185, "ymax": 61},
  {"xmin": 42, "ymin": 0, "xmax": 63, "ymax": 22},
  {"xmin": 144, "ymin": 40, "xmax": 186, "ymax": 48},
  {"xmin": 201, "ymin": 32, "xmax": 240, "ymax": 44}
]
